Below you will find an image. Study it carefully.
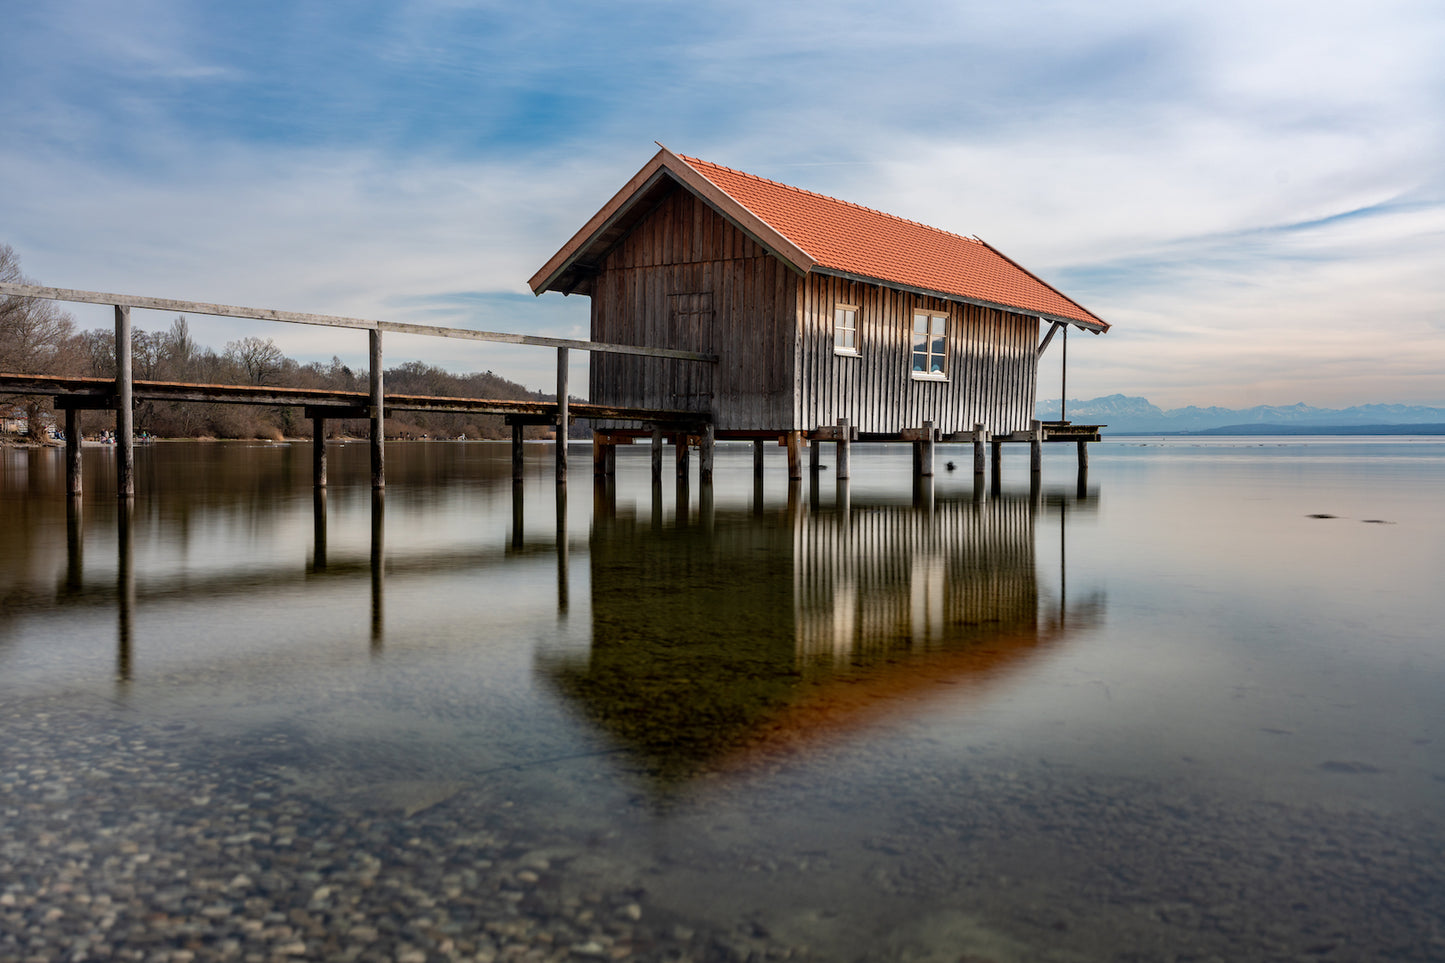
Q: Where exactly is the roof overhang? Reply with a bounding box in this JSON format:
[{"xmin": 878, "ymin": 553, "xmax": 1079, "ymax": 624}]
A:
[
  {"xmin": 811, "ymin": 266, "xmax": 1110, "ymax": 333},
  {"xmin": 528, "ymin": 146, "xmax": 818, "ymax": 297}
]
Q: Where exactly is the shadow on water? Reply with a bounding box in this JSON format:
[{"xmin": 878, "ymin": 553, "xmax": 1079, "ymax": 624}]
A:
[{"xmin": 540, "ymin": 477, "xmax": 1104, "ymax": 789}]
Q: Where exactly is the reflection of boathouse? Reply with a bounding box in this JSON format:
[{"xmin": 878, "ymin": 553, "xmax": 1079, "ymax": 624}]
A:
[{"xmin": 543, "ymin": 489, "xmax": 1103, "ymax": 783}]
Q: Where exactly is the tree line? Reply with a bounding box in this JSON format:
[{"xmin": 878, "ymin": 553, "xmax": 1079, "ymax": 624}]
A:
[{"xmin": 1, "ymin": 243, "xmax": 548, "ymax": 441}]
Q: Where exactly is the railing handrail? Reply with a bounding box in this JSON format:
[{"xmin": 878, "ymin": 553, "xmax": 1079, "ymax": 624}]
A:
[{"xmin": 0, "ymin": 282, "xmax": 718, "ymax": 363}]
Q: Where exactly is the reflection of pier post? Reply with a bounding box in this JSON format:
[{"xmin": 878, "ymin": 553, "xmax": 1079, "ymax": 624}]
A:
[
  {"xmin": 312, "ymin": 489, "xmax": 328, "ymax": 571},
  {"xmin": 651, "ymin": 479, "xmax": 664, "ymax": 532},
  {"xmin": 370, "ymin": 490, "xmax": 384, "ymax": 651},
  {"xmin": 675, "ymin": 472, "xmax": 690, "ymax": 529},
  {"xmin": 556, "ymin": 347, "xmax": 569, "ymax": 484},
  {"xmin": 912, "ymin": 473, "xmax": 935, "ymax": 514},
  {"xmin": 64, "ymin": 495, "xmax": 84, "ymax": 594},
  {"xmin": 700, "ymin": 476, "xmax": 714, "ymax": 535},
  {"xmin": 511, "ymin": 481, "xmax": 525, "ymax": 549},
  {"xmin": 836, "ymin": 478, "xmax": 851, "ymax": 528},
  {"xmin": 556, "ymin": 485, "xmax": 569, "ymax": 613},
  {"xmin": 116, "ymin": 498, "xmax": 134, "ymax": 681},
  {"xmin": 753, "ymin": 474, "xmax": 765, "ymax": 517}
]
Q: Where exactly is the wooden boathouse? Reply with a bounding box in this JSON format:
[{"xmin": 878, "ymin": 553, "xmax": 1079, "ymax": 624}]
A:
[{"xmin": 530, "ymin": 146, "xmax": 1110, "ymax": 477}]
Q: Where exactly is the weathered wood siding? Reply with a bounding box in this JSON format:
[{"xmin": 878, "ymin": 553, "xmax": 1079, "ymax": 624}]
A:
[
  {"xmin": 797, "ymin": 275, "xmax": 1040, "ymax": 435},
  {"xmin": 590, "ymin": 188, "xmax": 797, "ymax": 431}
]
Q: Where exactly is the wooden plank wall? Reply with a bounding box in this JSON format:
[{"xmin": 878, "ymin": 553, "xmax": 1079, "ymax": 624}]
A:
[
  {"xmin": 797, "ymin": 275, "xmax": 1039, "ymax": 434},
  {"xmin": 791, "ymin": 498, "xmax": 1039, "ymax": 673},
  {"xmin": 590, "ymin": 188, "xmax": 797, "ymax": 431}
]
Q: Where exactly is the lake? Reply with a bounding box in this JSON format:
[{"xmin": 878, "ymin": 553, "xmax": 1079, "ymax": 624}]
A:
[{"xmin": 2, "ymin": 437, "xmax": 1443, "ymax": 962}]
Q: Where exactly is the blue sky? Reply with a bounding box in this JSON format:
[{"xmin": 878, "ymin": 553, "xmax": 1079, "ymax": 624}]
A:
[{"xmin": 3, "ymin": 0, "xmax": 1443, "ymax": 406}]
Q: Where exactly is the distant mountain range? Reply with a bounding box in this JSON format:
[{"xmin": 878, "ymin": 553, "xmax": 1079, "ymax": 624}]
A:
[{"xmin": 1035, "ymin": 394, "xmax": 1445, "ymax": 434}]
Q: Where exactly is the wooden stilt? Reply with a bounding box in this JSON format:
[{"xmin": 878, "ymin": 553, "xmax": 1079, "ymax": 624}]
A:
[
  {"xmin": 1077, "ymin": 438, "xmax": 1089, "ymax": 471},
  {"xmin": 651, "ymin": 428, "xmax": 663, "ymax": 483},
  {"xmin": 511, "ymin": 481, "xmax": 525, "ymax": 549},
  {"xmin": 369, "ymin": 329, "xmax": 384, "ymax": 490},
  {"xmin": 116, "ymin": 497, "xmax": 133, "ymax": 680},
  {"xmin": 786, "ymin": 431, "xmax": 803, "ymax": 480},
  {"xmin": 919, "ymin": 420, "xmax": 935, "ymax": 477},
  {"xmin": 555, "ymin": 485, "xmax": 569, "ymax": 613},
  {"xmin": 312, "ymin": 416, "xmax": 327, "ymax": 489},
  {"xmin": 753, "ymin": 438, "xmax": 764, "ymax": 478},
  {"xmin": 114, "ymin": 305, "xmax": 134, "ymax": 498},
  {"xmin": 1030, "ymin": 419, "xmax": 1043, "ymax": 474},
  {"xmin": 675, "ymin": 432, "xmax": 690, "ymax": 480},
  {"xmin": 312, "ymin": 488, "xmax": 328, "ymax": 572},
  {"xmin": 972, "ymin": 423, "xmax": 986, "ymax": 475},
  {"xmin": 555, "ymin": 347, "xmax": 569, "ymax": 484},
  {"xmin": 836, "ymin": 417, "xmax": 851, "ymax": 480},
  {"xmin": 65, "ymin": 407, "xmax": 82, "ymax": 496},
  {"xmin": 810, "ymin": 436, "xmax": 821, "ymax": 474},
  {"xmin": 700, "ymin": 423, "xmax": 715, "ymax": 483},
  {"xmin": 512, "ymin": 421, "xmax": 524, "ymax": 483},
  {"xmin": 370, "ymin": 490, "xmax": 385, "ymax": 649},
  {"xmin": 593, "ymin": 435, "xmax": 607, "ymax": 477}
]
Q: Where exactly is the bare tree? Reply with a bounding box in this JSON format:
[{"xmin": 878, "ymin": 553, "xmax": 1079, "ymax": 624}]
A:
[
  {"xmin": 0, "ymin": 243, "xmax": 80, "ymax": 438},
  {"xmin": 224, "ymin": 336, "xmax": 285, "ymax": 386}
]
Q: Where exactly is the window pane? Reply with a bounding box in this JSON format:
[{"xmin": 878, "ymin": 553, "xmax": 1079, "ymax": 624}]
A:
[
  {"xmin": 912, "ymin": 347, "xmax": 927, "ymax": 372},
  {"xmin": 914, "ymin": 313, "xmax": 930, "ymax": 335}
]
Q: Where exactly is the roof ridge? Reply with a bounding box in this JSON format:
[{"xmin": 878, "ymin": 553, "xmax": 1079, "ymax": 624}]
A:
[{"xmin": 679, "ymin": 154, "xmax": 984, "ymax": 247}]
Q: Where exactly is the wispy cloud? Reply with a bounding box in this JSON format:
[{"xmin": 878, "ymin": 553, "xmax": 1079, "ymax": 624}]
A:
[{"xmin": 2, "ymin": 0, "xmax": 1443, "ymax": 405}]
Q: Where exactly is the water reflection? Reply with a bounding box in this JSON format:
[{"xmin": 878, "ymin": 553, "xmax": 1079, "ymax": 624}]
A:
[{"xmin": 543, "ymin": 484, "xmax": 1103, "ymax": 786}]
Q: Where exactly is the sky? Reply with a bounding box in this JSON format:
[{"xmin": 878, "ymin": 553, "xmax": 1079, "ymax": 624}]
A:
[{"xmin": 2, "ymin": 0, "xmax": 1443, "ymax": 408}]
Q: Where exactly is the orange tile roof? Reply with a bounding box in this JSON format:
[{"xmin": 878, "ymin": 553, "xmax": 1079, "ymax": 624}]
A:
[{"xmin": 677, "ymin": 154, "xmax": 1107, "ymax": 330}]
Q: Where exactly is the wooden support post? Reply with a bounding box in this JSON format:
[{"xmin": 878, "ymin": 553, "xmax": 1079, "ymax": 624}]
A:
[
  {"xmin": 918, "ymin": 421, "xmax": 935, "ymax": 477},
  {"xmin": 990, "ymin": 439, "xmax": 1002, "ymax": 473},
  {"xmin": 555, "ymin": 347, "xmax": 569, "ymax": 484},
  {"xmin": 675, "ymin": 432, "xmax": 690, "ymax": 481},
  {"xmin": 836, "ymin": 418, "xmax": 851, "ymax": 480},
  {"xmin": 369, "ymin": 328, "xmax": 384, "ymax": 490},
  {"xmin": 753, "ymin": 438, "xmax": 765, "ymax": 478},
  {"xmin": 593, "ymin": 435, "xmax": 607, "ymax": 477},
  {"xmin": 972, "ymin": 423, "xmax": 987, "ymax": 475},
  {"xmin": 115, "ymin": 305, "xmax": 134, "ymax": 498},
  {"xmin": 555, "ymin": 485, "xmax": 569, "ymax": 613},
  {"xmin": 312, "ymin": 416, "xmax": 327, "ymax": 489},
  {"xmin": 786, "ymin": 431, "xmax": 803, "ymax": 480},
  {"xmin": 512, "ymin": 421, "xmax": 524, "ymax": 483},
  {"xmin": 700, "ymin": 423, "xmax": 715, "ymax": 483},
  {"xmin": 810, "ymin": 436, "xmax": 821, "ymax": 474},
  {"xmin": 1077, "ymin": 438, "xmax": 1089, "ymax": 471},
  {"xmin": 1030, "ymin": 419, "xmax": 1043, "ymax": 474},
  {"xmin": 65, "ymin": 407, "xmax": 82, "ymax": 496},
  {"xmin": 116, "ymin": 497, "xmax": 133, "ymax": 681},
  {"xmin": 651, "ymin": 428, "xmax": 663, "ymax": 483}
]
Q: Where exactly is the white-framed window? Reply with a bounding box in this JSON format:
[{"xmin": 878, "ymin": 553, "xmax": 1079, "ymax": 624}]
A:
[
  {"xmin": 834, "ymin": 303, "xmax": 859, "ymax": 355},
  {"xmin": 911, "ymin": 310, "xmax": 948, "ymax": 379}
]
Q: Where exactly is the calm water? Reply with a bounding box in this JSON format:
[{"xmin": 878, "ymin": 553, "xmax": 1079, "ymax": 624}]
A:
[{"xmin": 2, "ymin": 438, "xmax": 1443, "ymax": 962}]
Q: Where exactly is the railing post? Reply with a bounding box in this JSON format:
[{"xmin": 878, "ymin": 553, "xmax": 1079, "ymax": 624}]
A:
[
  {"xmin": 369, "ymin": 328, "xmax": 384, "ymax": 490},
  {"xmin": 556, "ymin": 347, "xmax": 569, "ymax": 484},
  {"xmin": 114, "ymin": 305, "xmax": 134, "ymax": 498}
]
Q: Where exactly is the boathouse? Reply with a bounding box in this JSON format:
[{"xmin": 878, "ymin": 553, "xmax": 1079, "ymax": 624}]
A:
[{"xmin": 530, "ymin": 146, "xmax": 1109, "ymax": 463}]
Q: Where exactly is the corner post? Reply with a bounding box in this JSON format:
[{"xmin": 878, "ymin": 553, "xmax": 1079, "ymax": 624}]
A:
[
  {"xmin": 836, "ymin": 418, "xmax": 851, "ymax": 480},
  {"xmin": 555, "ymin": 347, "xmax": 569, "ymax": 484},
  {"xmin": 369, "ymin": 328, "xmax": 384, "ymax": 490},
  {"xmin": 65, "ymin": 407, "xmax": 82, "ymax": 496},
  {"xmin": 114, "ymin": 305, "xmax": 134, "ymax": 498}
]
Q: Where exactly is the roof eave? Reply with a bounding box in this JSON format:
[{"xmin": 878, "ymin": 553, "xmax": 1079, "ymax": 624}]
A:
[{"xmin": 810, "ymin": 266, "xmax": 1110, "ymax": 333}]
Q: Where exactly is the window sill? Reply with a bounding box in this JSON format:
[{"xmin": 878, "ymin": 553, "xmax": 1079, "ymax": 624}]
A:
[
  {"xmin": 910, "ymin": 371, "xmax": 948, "ymax": 382},
  {"xmin": 834, "ymin": 347, "xmax": 860, "ymax": 358}
]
